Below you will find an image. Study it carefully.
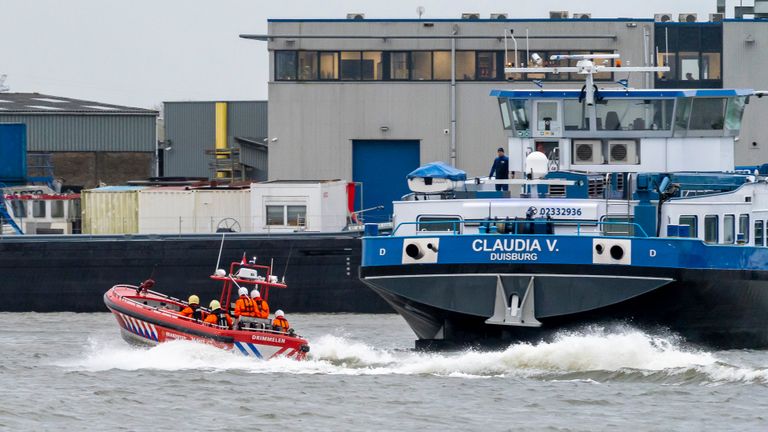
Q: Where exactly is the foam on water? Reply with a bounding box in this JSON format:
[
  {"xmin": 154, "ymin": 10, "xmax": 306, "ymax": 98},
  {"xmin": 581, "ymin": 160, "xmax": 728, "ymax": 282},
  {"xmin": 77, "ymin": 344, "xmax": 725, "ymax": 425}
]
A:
[{"xmin": 58, "ymin": 328, "xmax": 768, "ymax": 385}]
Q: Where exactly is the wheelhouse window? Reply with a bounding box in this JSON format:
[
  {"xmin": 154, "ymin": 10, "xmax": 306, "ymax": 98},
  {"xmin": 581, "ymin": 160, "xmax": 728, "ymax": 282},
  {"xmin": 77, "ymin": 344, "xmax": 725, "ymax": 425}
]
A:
[
  {"xmin": 417, "ymin": 216, "xmax": 462, "ymax": 233},
  {"xmin": 704, "ymin": 215, "xmax": 718, "ymax": 243},
  {"xmin": 563, "ymin": 100, "xmax": 590, "ymax": 131},
  {"xmin": 759, "ymin": 221, "xmax": 767, "ymax": 247},
  {"xmin": 11, "ymin": 200, "xmax": 26, "ymax": 218},
  {"xmin": 499, "ymin": 98, "xmax": 513, "ymax": 130},
  {"xmin": 275, "ymin": 51, "xmax": 297, "ymax": 81},
  {"xmin": 510, "ymin": 99, "xmax": 531, "ymax": 137},
  {"xmin": 595, "ymin": 99, "xmax": 674, "ymax": 131},
  {"xmin": 51, "ymin": 201, "xmax": 64, "ymax": 218},
  {"xmin": 679, "ymin": 215, "xmax": 698, "ymax": 238},
  {"xmin": 739, "ymin": 214, "xmax": 750, "ymax": 244},
  {"xmin": 32, "ymin": 200, "xmax": 46, "ymax": 218},
  {"xmin": 725, "ymin": 96, "xmax": 748, "ymax": 132},
  {"xmin": 689, "ymin": 98, "xmax": 725, "ymax": 130},
  {"xmin": 724, "ymin": 214, "xmax": 735, "ymax": 244}
]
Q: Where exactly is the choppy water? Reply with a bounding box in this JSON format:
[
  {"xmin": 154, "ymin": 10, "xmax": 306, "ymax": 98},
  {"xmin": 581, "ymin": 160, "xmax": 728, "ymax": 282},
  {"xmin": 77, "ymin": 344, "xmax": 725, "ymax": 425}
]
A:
[{"xmin": 2, "ymin": 313, "xmax": 768, "ymax": 431}]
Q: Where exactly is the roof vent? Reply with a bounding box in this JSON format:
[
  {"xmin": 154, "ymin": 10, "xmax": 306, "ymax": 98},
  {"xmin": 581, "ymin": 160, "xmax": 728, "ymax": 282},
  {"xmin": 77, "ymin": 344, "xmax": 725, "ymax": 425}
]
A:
[
  {"xmin": 346, "ymin": 13, "xmax": 365, "ymax": 20},
  {"xmin": 654, "ymin": 13, "xmax": 673, "ymax": 22},
  {"xmin": 461, "ymin": 13, "xmax": 480, "ymax": 20},
  {"xmin": 709, "ymin": 13, "xmax": 724, "ymax": 22},
  {"xmin": 679, "ymin": 13, "xmax": 697, "ymax": 22},
  {"xmin": 549, "ymin": 11, "xmax": 569, "ymax": 19},
  {"xmin": 490, "ymin": 13, "xmax": 508, "ymax": 20},
  {"xmin": 573, "ymin": 13, "xmax": 592, "ymax": 19}
]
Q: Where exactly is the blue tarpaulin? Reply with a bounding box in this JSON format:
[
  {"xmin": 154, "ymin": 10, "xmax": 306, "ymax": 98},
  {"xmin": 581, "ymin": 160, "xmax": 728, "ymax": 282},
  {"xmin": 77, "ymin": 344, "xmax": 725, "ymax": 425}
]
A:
[{"xmin": 407, "ymin": 162, "xmax": 467, "ymax": 181}]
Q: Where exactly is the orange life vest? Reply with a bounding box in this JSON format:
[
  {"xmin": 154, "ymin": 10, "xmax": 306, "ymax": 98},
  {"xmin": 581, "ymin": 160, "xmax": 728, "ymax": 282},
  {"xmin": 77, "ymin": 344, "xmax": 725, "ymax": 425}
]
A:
[
  {"xmin": 234, "ymin": 295, "xmax": 257, "ymax": 318},
  {"xmin": 253, "ymin": 297, "xmax": 270, "ymax": 319},
  {"xmin": 204, "ymin": 310, "xmax": 232, "ymax": 328},
  {"xmin": 273, "ymin": 316, "xmax": 290, "ymax": 332},
  {"xmin": 180, "ymin": 306, "xmax": 206, "ymax": 321}
]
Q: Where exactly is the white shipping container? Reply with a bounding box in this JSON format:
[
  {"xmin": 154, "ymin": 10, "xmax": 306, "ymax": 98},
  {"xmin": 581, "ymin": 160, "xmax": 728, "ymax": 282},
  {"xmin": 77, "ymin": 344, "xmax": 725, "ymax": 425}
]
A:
[{"xmin": 138, "ymin": 188, "xmax": 251, "ymax": 234}]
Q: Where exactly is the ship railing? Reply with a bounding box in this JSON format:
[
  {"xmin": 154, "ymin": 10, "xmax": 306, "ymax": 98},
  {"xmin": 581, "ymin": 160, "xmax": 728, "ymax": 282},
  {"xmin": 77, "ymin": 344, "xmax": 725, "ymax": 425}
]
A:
[
  {"xmin": 389, "ymin": 219, "xmax": 649, "ymax": 238},
  {"xmin": 113, "ymin": 285, "xmax": 294, "ymax": 334}
]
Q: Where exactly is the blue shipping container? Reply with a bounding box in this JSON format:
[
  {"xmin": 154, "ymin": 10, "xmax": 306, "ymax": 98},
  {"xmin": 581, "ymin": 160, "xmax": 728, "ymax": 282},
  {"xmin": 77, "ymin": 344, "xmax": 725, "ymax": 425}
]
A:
[{"xmin": 0, "ymin": 123, "xmax": 27, "ymax": 184}]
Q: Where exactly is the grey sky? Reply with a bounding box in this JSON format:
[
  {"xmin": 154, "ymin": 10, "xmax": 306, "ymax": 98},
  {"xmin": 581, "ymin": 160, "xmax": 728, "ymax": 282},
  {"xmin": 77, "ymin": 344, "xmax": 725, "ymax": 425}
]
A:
[{"xmin": 1, "ymin": 0, "xmax": 731, "ymax": 108}]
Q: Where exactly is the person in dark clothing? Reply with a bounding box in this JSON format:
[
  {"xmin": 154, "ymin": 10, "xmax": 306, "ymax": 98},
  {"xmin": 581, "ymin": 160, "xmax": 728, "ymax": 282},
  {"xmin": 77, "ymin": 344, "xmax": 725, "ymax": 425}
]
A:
[{"xmin": 489, "ymin": 147, "xmax": 510, "ymax": 192}]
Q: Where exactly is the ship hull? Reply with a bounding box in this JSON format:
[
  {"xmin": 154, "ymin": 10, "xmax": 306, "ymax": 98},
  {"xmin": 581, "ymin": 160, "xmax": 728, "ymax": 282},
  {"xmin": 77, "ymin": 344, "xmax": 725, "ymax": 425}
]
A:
[{"xmin": 361, "ymin": 263, "xmax": 768, "ymax": 350}]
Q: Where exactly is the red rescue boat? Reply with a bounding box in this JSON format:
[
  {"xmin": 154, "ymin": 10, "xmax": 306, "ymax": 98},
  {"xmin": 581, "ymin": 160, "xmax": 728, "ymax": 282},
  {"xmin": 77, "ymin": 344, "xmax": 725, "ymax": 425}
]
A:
[{"xmin": 103, "ymin": 257, "xmax": 310, "ymax": 360}]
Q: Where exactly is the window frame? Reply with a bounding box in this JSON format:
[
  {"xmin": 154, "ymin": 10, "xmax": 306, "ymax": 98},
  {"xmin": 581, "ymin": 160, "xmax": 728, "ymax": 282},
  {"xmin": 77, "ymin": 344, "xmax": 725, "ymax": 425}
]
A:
[
  {"xmin": 416, "ymin": 215, "xmax": 463, "ymax": 234},
  {"xmin": 274, "ymin": 50, "xmax": 298, "ymax": 81},
  {"xmin": 723, "ymin": 214, "xmax": 735, "ymax": 244},
  {"xmin": 678, "ymin": 215, "xmax": 698, "ymax": 238},
  {"xmin": 704, "ymin": 214, "xmax": 718, "ymax": 244},
  {"xmin": 755, "ymin": 219, "xmax": 765, "ymax": 247}
]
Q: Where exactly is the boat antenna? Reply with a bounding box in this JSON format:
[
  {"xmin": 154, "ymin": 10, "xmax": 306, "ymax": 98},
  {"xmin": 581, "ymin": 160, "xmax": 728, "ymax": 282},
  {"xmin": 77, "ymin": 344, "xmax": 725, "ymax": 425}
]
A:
[
  {"xmin": 281, "ymin": 243, "xmax": 294, "ymax": 283},
  {"xmin": 214, "ymin": 232, "xmax": 226, "ymax": 273}
]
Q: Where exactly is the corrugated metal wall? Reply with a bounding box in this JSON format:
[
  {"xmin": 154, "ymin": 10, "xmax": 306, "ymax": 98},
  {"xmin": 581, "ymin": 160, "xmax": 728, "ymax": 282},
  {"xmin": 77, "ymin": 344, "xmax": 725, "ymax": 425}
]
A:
[
  {"xmin": 0, "ymin": 114, "xmax": 156, "ymax": 152},
  {"xmin": 81, "ymin": 189, "xmax": 141, "ymax": 234},
  {"xmin": 163, "ymin": 101, "xmax": 268, "ymax": 179},
  {"xmin": 163, "ymin": 102, "xmax": 216, "ymax": 178}
]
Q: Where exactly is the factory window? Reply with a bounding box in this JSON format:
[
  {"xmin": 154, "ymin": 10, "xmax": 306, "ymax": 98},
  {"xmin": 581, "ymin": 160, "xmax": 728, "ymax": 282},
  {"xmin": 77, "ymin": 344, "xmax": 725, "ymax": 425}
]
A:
[
  {"xmin": 341, "ymin": 51, "xmax": 362, "ymax": 80},
  {"xmin": 678, "ymin": 215, "xmax": 698, "ymax": 238},
  {"xmin": 739, "ymin": 214, "xmax": 750, "ymax": 244},
  {"xmin": 297, "ymin": 51, "xmax": 318, "ymax": 80},
  {"xmin": 287, "ymin": 205, "xmax": 307, "ymax": 227},
  {"xmin": 704, "ymin": 215, "xmax": 718, "ymax": 243},
  {"xmin": 11, "ymin": 200, "xmax": 26, "ymax": 218},
  {"xmin": 266, "ymin": 204, "xmax": 307, "ymax": 227},
  {"xmin": 275, "ymin": 51, "xmax": 297, "ymax": 81},
  {"xmin": 32, "ymin": 200, "xmax": 46, "ymax": 218},
  {"xmin": 51, "ymin": 201, "xmax": 64, "ymax": 218},
  {"xmin": 389, "ymin": 52, "xmax": 409, "ymax": 80},
  {"xmin": 411, "ymin": 51, "xmax": 432, "ymax": 80},
  {"xmin": 504, "ymin": 50, "xmax": 615, "ymax": 81},
  {"xmin": 477, "ymin": 52, "xmax": 498, "ymax": 80},
  {"xmin": 433, "ymin": 51, "xmax": 451, "ymax": 80},
  {"xmin": 362, "ymin": 52, "xmax": 383, "ymax": 80},
  {"xmin": 266, "ymin": 205, "xmax": 284, "ymax": 226},
  {"xmin": 456, "ymin": 51, "xmax": 475, "ymax": 80},
  {"xmin": 724, "ymin": 214, "xmax": 735, "ymax": 244},
  {"xmin": 654, "ymin": 24, "xmax": 722, "ymax": 88},
  {"xmin": 319, "ymin": 52, "xmax": 339, "ymax": 80},
  {"xmin": 755, "ymin": 220, "xmax": 765, "ymax": 247}
]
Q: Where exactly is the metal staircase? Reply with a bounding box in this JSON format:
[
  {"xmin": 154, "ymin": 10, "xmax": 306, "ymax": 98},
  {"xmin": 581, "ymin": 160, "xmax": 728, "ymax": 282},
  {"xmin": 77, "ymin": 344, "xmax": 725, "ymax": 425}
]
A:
[{"xmin": 0, "ymin": 184, "xmax": 23, "ymax": 235}]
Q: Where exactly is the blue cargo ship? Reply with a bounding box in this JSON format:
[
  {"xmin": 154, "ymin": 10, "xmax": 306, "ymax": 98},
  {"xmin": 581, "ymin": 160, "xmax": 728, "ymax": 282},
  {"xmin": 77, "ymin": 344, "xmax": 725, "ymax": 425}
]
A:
[{"xmin": 360, "ymin": 53, "xmax": 768, "ymax": 349}]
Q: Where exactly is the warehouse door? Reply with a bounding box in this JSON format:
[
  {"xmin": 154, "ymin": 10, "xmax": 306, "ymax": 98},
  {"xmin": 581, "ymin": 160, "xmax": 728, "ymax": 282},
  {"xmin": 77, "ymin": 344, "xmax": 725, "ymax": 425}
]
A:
[{"xmin": 352, "ymin": 140, "xmax": 420, "ymax": 223}]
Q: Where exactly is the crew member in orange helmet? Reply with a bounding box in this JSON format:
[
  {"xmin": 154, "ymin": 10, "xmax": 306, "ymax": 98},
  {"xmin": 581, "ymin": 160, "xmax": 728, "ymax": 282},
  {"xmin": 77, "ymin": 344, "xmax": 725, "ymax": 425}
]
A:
[
  {"xmin": 272, "ymin": 310, "xmax": 290, "ymax": 333},
  {"xmin": 233, "ymin": 287, "xmax": 258, "ymax": 318},
  {"xmin": 204, "ymin": 300, "xmax": 232, "ymax": 329},
  {"xmin": 250, "ymin": 288, "xmax": 270, "ymax": 319},
  {"xmin": 180, "ymin": 295, "xmax": 207, "ymax": 322}
]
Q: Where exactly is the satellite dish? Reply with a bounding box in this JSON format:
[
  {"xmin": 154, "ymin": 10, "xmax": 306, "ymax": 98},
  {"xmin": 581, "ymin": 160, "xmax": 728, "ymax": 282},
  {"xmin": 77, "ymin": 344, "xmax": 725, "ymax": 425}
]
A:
[
  {"xmin": 417, "ymin": 6, "xmax": 425, "ymax": 18},
  {"xmin": 525, "ymin": 151, "xmax": 549, "ymax": 179}
]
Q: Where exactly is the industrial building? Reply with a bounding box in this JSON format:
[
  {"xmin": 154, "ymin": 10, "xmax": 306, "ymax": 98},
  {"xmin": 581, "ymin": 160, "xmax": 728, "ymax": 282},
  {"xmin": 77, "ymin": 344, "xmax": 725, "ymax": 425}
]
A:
[
  {"xmin": 162, "ymin": 100, "xmax": 268, "ymax": 181},
  {"xmin": 244, "ymin": 8, "xmax": 768, "ymax": 222},
  {"xmin": 0, "ymin": 93, "xmax": 157, "ymax": 190}
]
